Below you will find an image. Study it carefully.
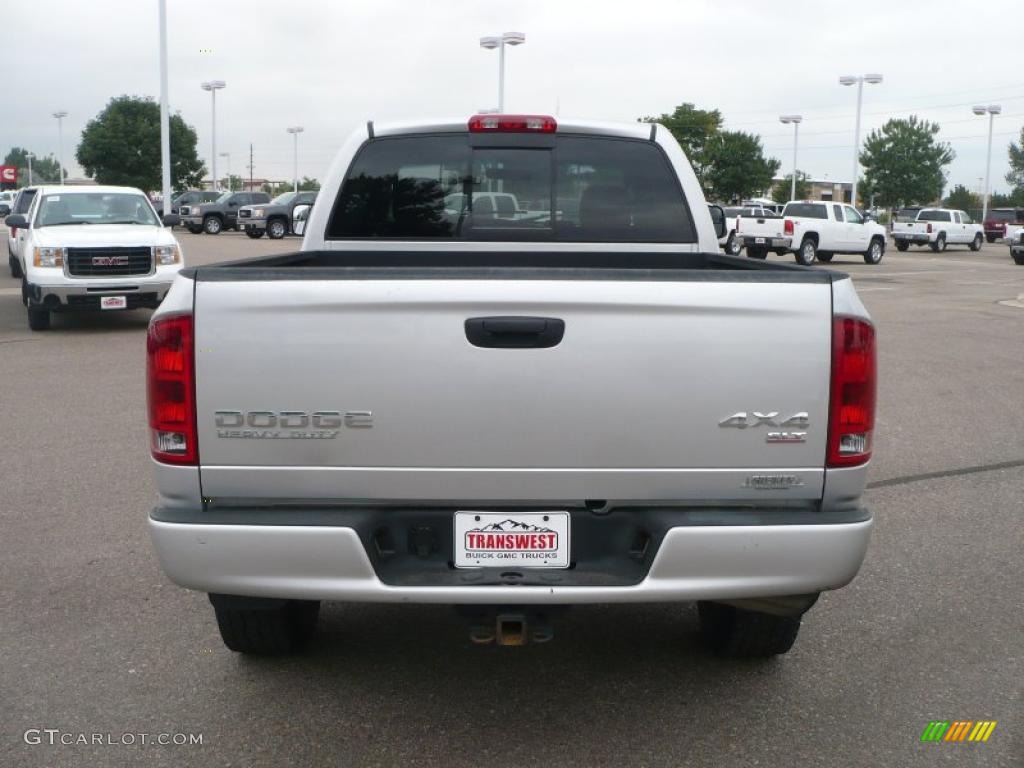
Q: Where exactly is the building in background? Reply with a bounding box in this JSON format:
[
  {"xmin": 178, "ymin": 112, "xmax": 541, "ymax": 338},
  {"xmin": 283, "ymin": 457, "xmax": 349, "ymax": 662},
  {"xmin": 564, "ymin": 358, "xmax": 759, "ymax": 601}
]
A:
[{"xmin": 770, "ymin": 177, "xmax": 853, "ymax": 203}]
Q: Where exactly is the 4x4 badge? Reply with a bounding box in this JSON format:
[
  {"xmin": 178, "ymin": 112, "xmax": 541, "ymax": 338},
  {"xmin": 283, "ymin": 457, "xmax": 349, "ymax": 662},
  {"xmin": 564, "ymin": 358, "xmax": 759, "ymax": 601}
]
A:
[{"xmin": 718, "ymin": 411, "xmax": 809, "ymax": 429}]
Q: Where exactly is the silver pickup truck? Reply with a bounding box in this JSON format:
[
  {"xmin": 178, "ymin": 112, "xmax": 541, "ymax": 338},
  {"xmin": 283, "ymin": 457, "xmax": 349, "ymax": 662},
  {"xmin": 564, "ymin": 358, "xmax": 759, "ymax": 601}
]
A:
[{"xmin": 147, "ymin": 115, "xmax": 876, "ymax": 658}]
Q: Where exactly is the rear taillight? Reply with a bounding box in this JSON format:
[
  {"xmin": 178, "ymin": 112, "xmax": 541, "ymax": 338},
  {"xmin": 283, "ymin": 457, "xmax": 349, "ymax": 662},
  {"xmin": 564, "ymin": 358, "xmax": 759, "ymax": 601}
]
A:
[
  {"xmin": 827, "ymin": 316, "xmax": 876, "ymax": 468},
  {"xmin": 468, "ymin": 114, "xmax": 557, "ymax": 133},
  {"xmin": 784, "ymin": 219, "xmax": 794, "ymax": 236},
  {"xmin": 926, "ymin": 222, "xmax": 932, "ymax": 234},
  {"xmin": 147, "ymin": 313, "xmax": 197, "ymax": 465}
]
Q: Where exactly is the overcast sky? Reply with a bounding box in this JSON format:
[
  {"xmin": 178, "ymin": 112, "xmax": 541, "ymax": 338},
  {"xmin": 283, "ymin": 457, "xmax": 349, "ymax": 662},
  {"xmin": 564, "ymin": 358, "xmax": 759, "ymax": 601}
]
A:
[{"xmin": 7, "ymin": 0, "xmax": 1023, "ymax": 196}]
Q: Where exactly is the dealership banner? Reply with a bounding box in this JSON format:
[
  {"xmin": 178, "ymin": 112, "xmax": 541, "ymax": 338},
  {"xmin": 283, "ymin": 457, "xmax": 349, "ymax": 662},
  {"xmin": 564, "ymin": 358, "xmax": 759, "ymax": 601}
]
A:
[{"xmin": 0, "ymin": 165, "xmax": 17, "ymax": 185}]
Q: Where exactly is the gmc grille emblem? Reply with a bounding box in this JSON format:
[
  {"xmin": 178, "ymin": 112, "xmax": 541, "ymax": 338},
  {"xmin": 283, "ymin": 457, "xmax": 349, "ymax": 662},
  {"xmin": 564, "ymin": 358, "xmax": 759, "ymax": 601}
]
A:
[{"xmin": 92, "ymin": 256, "xmax": 130, "ymax": 266}]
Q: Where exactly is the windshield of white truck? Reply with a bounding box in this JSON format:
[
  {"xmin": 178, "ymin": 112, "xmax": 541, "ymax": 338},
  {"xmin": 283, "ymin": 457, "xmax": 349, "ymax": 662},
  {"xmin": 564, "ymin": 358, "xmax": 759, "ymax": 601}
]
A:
[
  {"xmin": 326, "ymin": 135, "xmax": 695, "ymax": 242},
  {"xmin": 35, "ymin": 192, "xmax": 159, "ymax": 227}
]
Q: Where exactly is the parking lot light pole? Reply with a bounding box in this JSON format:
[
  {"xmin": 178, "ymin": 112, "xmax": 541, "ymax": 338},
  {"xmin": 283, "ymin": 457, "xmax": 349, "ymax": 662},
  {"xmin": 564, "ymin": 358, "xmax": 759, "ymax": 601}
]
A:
[
  {"xmin": 479, "ymin": 32, "xmax": 525, "ymax": 112},
  {"xmin": 159, "ymin": 0, "xmax": 171, "ymax": 215},
  {"xmin": 286, "ymin": 127, "xmax": 304, "ymax": 193},
  {"xmin": 973, "ymin": 104, "xmax": 1002, "ymax": 223},
  {"xmin": 53, "ymin": 111, "xmax": 68, "ymax": 185},
  {"xmin": 839, "ymin": 73, "xmax": 883, "ymax": 208},
  {"xmin": 779, "ymin": 115, "xmax": 803, "ymax": 201},
  {"xmin": 201, "ymin": 80, "xmax": 226, "ymax": 191},
  {"xmin": 220, "ymin": 152, "xmax": 231, "ymax": 191},
  {"xmin": 26, "ymin": 152, "xmax": 34, "ymax": 185}
]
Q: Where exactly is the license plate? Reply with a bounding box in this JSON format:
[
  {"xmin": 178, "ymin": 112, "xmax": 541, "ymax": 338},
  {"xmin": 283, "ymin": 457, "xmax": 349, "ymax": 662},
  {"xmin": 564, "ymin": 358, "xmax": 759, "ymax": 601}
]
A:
[
  {"xmin": 755, "ymin": 237, "xmax": 766, "ymax": 244},
  {"xmin": 454, "ymin": 511, "xmax": 570, "ymax": 568},
  {"xmin": 100, "ymin": 296, "xmax": 127, "ymax": 310}
]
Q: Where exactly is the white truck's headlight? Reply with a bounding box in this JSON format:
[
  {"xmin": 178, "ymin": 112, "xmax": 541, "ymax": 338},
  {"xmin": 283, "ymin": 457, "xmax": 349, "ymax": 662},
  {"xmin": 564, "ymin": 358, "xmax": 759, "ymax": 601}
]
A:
[
  {"xmin": 33, "ymin": 247, "xmax": 65, "ymax": 267},
  {"xmin": 153, "ymin": 244, "xmax": 181, "ymax": 265},
  {"xmin": 253, "ymin": 208, "xmax": 265, "ymax": 218}
]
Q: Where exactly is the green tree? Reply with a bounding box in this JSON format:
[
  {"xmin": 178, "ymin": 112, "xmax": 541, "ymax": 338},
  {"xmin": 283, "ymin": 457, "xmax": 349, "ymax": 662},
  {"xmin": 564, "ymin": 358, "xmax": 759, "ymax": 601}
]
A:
[
  {"xmin": 989, "ymin": 189, "xmax": 1024, "ymax": 208},
  {"xmin": 859, "ymin": 116, "xmax": 953, "ymax": 207},
  {"xmin": 640, "ymin": 103, "xmax": 722, "ymax": 185},
  {"xmin": 1004, "ymin": 127, "xmax": 1024, "ymax": 200},
  {"xmin": 771, "ymin": 170, "xmax": 811, "ymax": 203},
  {"xmin": 2, "ymin": 147, "xmax": 65, "ymax": 185},
  {"xmin": 261, "ymin": 181, "xmax": 292, "ymax": 197},
  {"xmin": 943, "ymin": 183, "xmax": 980, "ymax": 211},
  {"xmin": 703, "ymin": 131, "xmax": 780, "ymax": 202},
  {"xmin": 297, "ymin": 176, "xmax": 320, "ymax": 192},
  {"xmin": 76, "ymin": 96, "xmax": 205, "ymax": 191}
]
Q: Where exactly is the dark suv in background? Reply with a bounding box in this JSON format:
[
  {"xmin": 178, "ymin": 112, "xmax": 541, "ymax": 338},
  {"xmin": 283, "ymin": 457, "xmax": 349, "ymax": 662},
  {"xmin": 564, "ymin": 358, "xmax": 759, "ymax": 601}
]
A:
[
  {"xmin": 180, "ymin": 191, "xmax": 271, "ymax": 234},
  {"xmin": 158, "ymin": 189, "xmax": 221, "ymax": 218},
  {"xmin": 238, "ymin": 191, "xmax": 317, "ymax": 239}
]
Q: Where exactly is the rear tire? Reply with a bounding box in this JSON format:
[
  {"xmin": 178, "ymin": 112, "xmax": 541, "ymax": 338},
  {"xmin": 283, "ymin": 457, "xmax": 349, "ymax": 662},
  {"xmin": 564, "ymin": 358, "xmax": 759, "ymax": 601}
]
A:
[
  {"xmin": 27, "ymin": 306, "xmax": 51, "ymax": 331},
  {"xmin": 245, "ymin": 229, "xmax": 265, "ymax": 239},
  {"xmin": 267, "ymin": 218, "xmax": 287, "ymax": 239},
  {"xmin": 969, "ymin": 233, "xmax": 983, "ymax": 252},
  {"xmin": 9, "ymin": 254, "xmax": 23, "ymax": 279},
  {"xmin": 895, "ymin": 240, "xmax": 909, "ymax": 252},
  {"xmin": 203, "ymin": 215, "xmax": 223, "ymax": 235},
  {"xmin": 1012, "ymin": 250, "xmax": 1024, "ymax": 265},
  {"xmin": 986, "ymin": 234, "xmax": 997, "ymax": 243},
  {"xmin": 746, "ymin": 247, "xmax": 768, "ymax": 260},
  {"xmin": 816, "ymin": 252, "xmax": 834, "ymax": 262},
  {"xmin": 930, "ymin": 233, "xmax": 946, "ymax": 252},
  {"xmin": 795, "ymin": 237, "xmax": 817, "ymax": 266},
  {"xmin": 187, "ymin": 225, "xmax": 203, "ymax": 234},
  {"xmin": 211, "ymin": 596, "xmax": 320, "ymax": 655},
  {"xmin": 698, "ymin": 601, "xmax": 802, "ymax": 658},
  {"xmin": 863, "ymin": 237, "xmax": 885, "ymax": 264}
]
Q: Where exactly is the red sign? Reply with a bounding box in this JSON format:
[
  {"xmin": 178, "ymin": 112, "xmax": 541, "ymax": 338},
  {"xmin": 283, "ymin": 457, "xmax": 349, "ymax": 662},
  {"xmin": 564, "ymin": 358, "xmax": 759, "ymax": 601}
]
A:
[{"xmin": 0, "ymin": 165, "xmax": 17, "ymax": 185}]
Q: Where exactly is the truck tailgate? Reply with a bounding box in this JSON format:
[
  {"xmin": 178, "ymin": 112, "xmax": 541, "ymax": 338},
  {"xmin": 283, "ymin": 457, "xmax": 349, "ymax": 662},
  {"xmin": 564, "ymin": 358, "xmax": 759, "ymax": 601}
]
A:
[
  {"xmin": 194, "ymin": 276, "xmax": 832, "ymax": 503},
  {"xmin": 738, "ymin": 217, "xmax": 787, "ymax": 239}
]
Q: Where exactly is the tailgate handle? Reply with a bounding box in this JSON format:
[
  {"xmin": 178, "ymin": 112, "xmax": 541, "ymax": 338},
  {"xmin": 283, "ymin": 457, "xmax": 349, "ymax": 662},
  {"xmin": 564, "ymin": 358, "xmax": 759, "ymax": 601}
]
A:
[{"xmin": 465, "ymin": 316, "xmax": 565, "ymax": 349}]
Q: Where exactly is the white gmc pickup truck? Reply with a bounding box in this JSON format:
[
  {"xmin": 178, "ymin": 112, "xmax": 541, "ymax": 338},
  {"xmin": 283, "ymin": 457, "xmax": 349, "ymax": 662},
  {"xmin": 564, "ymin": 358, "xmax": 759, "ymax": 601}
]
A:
[
  {"xmin": 147, "ymin": 114, "xmax": 876, "ymax": 658},
  {"xmin": 737, "ymin": 200, "xmax": 887, "ymax": 265},
  {"xmin": 891, "ymin": 208, "xmax": 984, "ymax": 252}
]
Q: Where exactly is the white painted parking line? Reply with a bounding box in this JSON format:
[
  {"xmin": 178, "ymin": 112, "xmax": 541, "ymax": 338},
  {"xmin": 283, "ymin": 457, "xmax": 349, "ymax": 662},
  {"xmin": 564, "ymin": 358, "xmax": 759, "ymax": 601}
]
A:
[
  {"xmin": 998, "ymin": 293, "xmax": 1024, "ymax": 309},
  {"xmin": 0, "ymin": 288, "xmax": 21, "ymax": 296}
]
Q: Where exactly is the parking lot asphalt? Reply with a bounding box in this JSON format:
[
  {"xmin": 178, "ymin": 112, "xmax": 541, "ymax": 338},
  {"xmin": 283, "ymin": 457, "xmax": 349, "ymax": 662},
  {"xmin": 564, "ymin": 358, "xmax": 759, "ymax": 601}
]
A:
[{"xmin": 1, "ymin": 230, "xmax": 1021, "ymax": 767}]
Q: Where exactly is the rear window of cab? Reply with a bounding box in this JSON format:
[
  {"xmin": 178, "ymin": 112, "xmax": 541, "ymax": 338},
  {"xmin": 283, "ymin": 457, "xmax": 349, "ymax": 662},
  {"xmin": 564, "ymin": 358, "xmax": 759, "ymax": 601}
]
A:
[
  {"xmin": 782, "ymin": 203, "xmax": 827, "ymax": 219},
  {"xmin": 325, "ymin": 134, "xmax": 696, "ymax": 243},
  {"xmin": 918, "ymin": 210, "xmax": 952, "ymax": 222}
]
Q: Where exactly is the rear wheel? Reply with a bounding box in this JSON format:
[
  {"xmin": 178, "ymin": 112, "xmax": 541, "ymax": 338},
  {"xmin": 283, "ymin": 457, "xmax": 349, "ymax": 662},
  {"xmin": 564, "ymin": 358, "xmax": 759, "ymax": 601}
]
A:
[
  {"xmin": 9, "ymin": 254, "xmax": 22, "ymax": 279},
  {"xmin": 245, "ymin": 229, "xmax": 265, "ymax": 239},
  {"xmin": 698, "ymin": 602, "xmax": 803, "ymax": 658},
  {"xmin": 746, "ymin": 247, "xmax": 768, "ymax": 260},
  {"xmin": 816, "ymin": 252, "xmax": 834, "ymax": 262},
  {"xmin": 863, "ymin": 238, "xmax": 885, "ymax": 264},
  {"xmin": 211, "ymin": 595, "xmax": 320, "ymax": 655},
  {"xmin": 895, "ymin": 240, "xmax": 909, "ymax": 252},
  {"xmin": 930, "ymin": 233, "xmax": 946, "ymax": 252},
  {"xmin": 27, "ymin": 306, "xmax": 51, "ymax": 331},
  {"xmin": 795, "ymin": 237, "xmax": 817, "ymax": 266},
  {"xmin": 969, "ymin": 233, "xmax": 983, "ymax": 252},
  {"xmin": 986, "ymin": 234, "xmax": 997, "ymax": 243},
  {"xmin": 187, "ymin": 225, "xmax": 203, "ymax": 234},
  {"xmin": 203, "ymin": 215, "xmax": 223, "ymax": 235},
  {"xmin": 267, "ymin": 218, "xmax": 287, "ymax": 239},
  {"xmin": 1012, "ymin": 249, "xmax": 1024, "ymax": 265}
]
